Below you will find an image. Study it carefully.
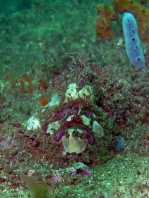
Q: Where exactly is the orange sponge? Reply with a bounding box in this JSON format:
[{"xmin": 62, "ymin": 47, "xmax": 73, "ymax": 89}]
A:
[{"xmin": 96, "ymin": 4, "xmax": 116, "ymax": 40}]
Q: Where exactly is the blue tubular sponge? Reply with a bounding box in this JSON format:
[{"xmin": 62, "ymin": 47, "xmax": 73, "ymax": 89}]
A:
[{"xmin": 122, "ymin": 12, "xmax": 146, "ymax": 69}]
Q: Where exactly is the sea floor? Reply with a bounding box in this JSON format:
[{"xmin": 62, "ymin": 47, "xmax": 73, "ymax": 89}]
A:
[{"xmin": 0, "ymin": 0, "xmax": 149, "ymax": 197}]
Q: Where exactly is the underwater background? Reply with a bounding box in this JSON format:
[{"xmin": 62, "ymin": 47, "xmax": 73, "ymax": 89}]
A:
[{"xmin": 0, "ymin": 0, "xmax": 149, "ymax": 197}]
